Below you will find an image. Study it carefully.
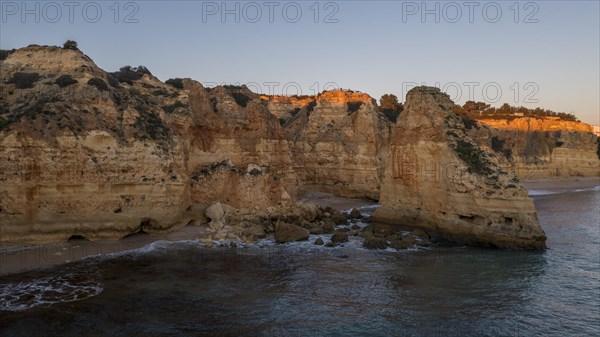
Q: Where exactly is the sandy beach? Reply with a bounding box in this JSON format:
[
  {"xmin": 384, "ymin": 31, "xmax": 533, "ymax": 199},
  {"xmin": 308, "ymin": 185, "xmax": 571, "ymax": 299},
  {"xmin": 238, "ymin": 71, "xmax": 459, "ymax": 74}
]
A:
[{"xmin": 298, "ymin": 192, "xmax": 377, "ymax": 211}]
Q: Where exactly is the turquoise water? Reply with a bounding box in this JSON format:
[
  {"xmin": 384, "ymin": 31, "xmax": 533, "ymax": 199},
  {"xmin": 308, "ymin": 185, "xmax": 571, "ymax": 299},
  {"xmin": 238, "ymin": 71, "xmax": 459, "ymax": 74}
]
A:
[{"xmin": 1, "ymin": 187, "xmax": 598, "ymax": 336}]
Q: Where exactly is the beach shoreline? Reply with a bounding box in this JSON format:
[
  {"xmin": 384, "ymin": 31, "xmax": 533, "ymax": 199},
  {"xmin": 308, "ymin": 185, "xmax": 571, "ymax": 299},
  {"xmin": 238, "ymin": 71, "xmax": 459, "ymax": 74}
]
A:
[
  {"xmin": 521, "ymin": 176, "xmax": 600, "ymax": 192},
  {"xmin": 2, "ymin": 177, "xmax": 598, "ymax": 276}
]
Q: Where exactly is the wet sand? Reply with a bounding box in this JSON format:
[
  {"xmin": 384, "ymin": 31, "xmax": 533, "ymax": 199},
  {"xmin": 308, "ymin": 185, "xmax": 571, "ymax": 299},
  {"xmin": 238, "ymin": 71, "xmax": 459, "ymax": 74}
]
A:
[
  {"xmin": 0, "ymin": 226, "xmax": 209, "ymax": 276},
  {"xmin": 298, "ymin": 192, "xmax": 377, "ymax": 211},
  {"xmin": 522, "ymin": 176, "xmax": 600, "ymax": 192}
]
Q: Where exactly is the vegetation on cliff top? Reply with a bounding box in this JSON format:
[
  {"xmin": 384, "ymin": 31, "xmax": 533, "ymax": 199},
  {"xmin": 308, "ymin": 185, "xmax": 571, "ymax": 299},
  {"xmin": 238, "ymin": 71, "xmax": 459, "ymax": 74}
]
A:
[
  {"xmin": 455, "ymin": 101, "xmax": 579, "ymax": 122},
  {"xmin": 165, "ymin": 78, "xmax": 184, "ymax": 89},
  {"xmin": 63, "ymin": 40, "xmax": 79, "ymax": 51},
  {"xmin": 0, "ymin": 49, "xmax": 16, "ymax": 60},
  {"xmin": 110, "ymin": 66, "xmax": 152, "ymax": 85},
  {"xmin": 378, "ymin": 94, "xmax": 404, "ymax": 123}
]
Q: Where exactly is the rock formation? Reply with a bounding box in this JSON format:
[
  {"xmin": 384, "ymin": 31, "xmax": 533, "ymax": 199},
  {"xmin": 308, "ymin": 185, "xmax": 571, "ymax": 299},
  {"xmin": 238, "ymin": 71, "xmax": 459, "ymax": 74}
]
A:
[
  {"xmin": 0, "ymin": 45, "xmax": 296, "ymax": 242},
  {"xmin": 0, "ymin": 46, "xmax": 193, "ymax": 242},
  {"xmin": 374, "ymin": 87, "xmax": 547, "ymax": 249},
  {"xmin": 467, "ymin": 117, "xmax": 599, "ymax": 179},
  {"xmin": 270, "ymin": 90, "xmax": 392, "ymax": 200},
  {"xmin": 6, "ymin": 44, "xmax": 595, "ymax": 250},
  {"xmin": 185, "ymin": 82, "xmax": 297, "ymax": 208}
]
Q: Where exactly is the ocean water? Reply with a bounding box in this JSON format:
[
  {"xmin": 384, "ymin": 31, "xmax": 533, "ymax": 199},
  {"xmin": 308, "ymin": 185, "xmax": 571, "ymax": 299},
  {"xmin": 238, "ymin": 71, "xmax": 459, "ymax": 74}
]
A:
[{"xmin": 0, "ymin": 186, "xmax": 598, "ymax": 337}]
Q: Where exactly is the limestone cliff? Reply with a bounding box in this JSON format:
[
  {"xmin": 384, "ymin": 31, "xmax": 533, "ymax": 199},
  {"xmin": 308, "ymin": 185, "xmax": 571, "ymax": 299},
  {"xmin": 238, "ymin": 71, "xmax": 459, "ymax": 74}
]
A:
[
  {"xmin": 374, "ymin": 87, "xmax": 547, "ymax": 249},
  {"xmin": 0, "ymin": 45, "xmax": 295, "ymax": 242},
  {"xmin": 185, "ymin": 83, "xmax": 297, "ymax": 208},
  {"xmin": 0, "ymin": 45, "xmax": 574, "ymax": 250},
  {"xmin": 269, "ymin": 90, "xmax": 392, "ymax": 200},
  {"xmin": 468, "ymin": 118, "xmax": 599, "ymax": 179}
]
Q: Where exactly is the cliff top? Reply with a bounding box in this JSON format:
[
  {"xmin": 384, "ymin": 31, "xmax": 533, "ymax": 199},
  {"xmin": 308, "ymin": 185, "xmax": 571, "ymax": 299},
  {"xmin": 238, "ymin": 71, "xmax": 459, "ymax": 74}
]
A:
[{"xmin": 260, "ymin": 89, "xmax": 375, "ymax": 106}]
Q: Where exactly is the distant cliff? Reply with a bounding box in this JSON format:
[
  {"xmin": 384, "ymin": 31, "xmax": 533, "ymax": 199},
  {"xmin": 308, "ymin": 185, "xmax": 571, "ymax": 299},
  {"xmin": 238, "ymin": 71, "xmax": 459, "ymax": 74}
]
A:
[{"xmin": 468, "ymin": 117, "xmax": 599, "ymax": 179}]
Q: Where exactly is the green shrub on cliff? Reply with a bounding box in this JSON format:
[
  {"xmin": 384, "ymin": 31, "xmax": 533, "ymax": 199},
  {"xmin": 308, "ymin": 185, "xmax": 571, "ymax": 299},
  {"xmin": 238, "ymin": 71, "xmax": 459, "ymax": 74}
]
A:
[
  {"xmin": 7, "ymin": 72, "xmax": 40, "ymax": 89},
  {"xmin": 232, "ymin": 92, "xmax": 251, "ymax": 107},
  {"xmin": 165, "ymin": 78, "xmax": 184, "ymax": 89},
  {"xmin": 455, "ymin": 100, "xmax": 579, "ymax": 122},
  {"xmin": 0, "ymin": 117, "xmax": 12, "ymax": 130},
  {"xmin": 379, "ymin": 94, "xmax": 403, "ymax": 122},
  {"xmin": 453, "ymin": 139, "xmax": 494, "ymax": 176},
  {"xmin": 63, "ymin": 40, "xmax": 79, "ymax": 50},
  {"xmin": 0, "ymin": 49, "xmax": 15, "ymax": 61},
  {"xmin": 55, "ymin": 75, "xmax": 78, "ymax": 88},
  {"xmin": 110, "ymin": 66, "xmax": 152, "ymax": 85},
  {"xmin": 87, "ymin": 77, "xmax": 109, "ymax": 91}
]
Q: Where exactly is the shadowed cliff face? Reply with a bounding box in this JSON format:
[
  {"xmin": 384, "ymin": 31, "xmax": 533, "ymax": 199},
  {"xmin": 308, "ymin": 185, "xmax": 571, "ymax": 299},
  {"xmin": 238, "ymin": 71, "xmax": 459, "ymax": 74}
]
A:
[
  {"xmin": 265, "ymin": 90, "xmax": 391, "ymax": 200},
  {"xmin": 374, "ymin": 87, "xmax": 547, "ymax": 249},
  {"xmin": 185, "ymin": 81, "xmax": 297, "ymax": 208}
]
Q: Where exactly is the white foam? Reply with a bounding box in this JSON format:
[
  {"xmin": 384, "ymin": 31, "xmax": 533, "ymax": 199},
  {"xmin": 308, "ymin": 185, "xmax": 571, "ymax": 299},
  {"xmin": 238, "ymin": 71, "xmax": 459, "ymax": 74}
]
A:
[
  {"xmin": 529, "ymin": 185, "xmax": 600, "ymax": 196},
  {"xmin": 528, "ymin": 190, "xmax": 560, "ymax": 196},
  {"xmin": 0, "ymin": 272, "xmax": 103, "ymax": 311}
]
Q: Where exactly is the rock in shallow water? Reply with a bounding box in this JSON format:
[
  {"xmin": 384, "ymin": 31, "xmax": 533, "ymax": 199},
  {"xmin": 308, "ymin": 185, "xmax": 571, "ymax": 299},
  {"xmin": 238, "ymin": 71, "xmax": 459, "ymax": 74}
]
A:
[
  {"xmin": 350, "ymin": 208, "xmax": 362, "ymax": 219},
  {"xmin": 331, "ymin": 232, "xmax": 349, "ymax": 244},
  {"xmin": 363, "ymin": 236, "xmax": 388, "ymax": 250},
  {"xmin": 275, "ymin": 222, "xmax": 310, "ymax": 243}
]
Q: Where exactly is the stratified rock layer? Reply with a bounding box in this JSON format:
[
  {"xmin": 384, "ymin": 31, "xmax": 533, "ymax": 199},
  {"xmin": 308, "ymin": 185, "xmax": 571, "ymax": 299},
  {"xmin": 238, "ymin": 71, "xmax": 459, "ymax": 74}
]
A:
[
  {"xmin": 374, "ymin": 87, "xmax": 547, "ymax": 249},
  {"xmin": 275, "ymin": 90, "xmax": 391, "ymax": 200}
]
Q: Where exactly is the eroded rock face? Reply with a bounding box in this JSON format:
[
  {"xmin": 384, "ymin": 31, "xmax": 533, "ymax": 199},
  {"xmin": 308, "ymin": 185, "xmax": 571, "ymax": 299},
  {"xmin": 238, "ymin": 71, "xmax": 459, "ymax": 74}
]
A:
[
  {"xmin": 270, "ymin": 90, "xmax": 392, "ymax": 200},
  {"xmin": 185, "ymin": 82, "xmax": 297, "ymax": 209},
  {"xmin": 374, "ymin": 87, "xmax": 547, "ymax": 249}
]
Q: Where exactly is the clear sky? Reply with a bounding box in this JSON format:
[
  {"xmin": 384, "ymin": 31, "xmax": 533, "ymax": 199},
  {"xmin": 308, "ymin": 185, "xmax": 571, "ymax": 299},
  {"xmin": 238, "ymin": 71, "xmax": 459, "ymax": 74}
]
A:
[{"xmin": 1, "ymin": 0, "xmax": 599, "ymax": 124}]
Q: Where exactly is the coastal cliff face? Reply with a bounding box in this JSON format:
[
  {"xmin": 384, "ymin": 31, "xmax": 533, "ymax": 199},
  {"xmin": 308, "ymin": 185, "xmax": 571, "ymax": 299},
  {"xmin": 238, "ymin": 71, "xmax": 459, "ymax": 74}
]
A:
[
  {"xmin": 185, "ymin": 83, "xmax": 297, "ymax": 208},
  {"xmin": 374, "ymin": 87, "xmax": 547, "ymax": 249},
  {"xmin": 0, "ymin": 45, "xmax": 563, "ymax": 249},
  {"xmin": 0, "ymin": 46, "xmax": 295, "ymax": 242},
  {"xmin": 268, "ymin": 90, "xmax": 392, "ymax": 200},
  {"xmin": 468, "ymin": 118, "xmax": 599, "ymax": 179}
]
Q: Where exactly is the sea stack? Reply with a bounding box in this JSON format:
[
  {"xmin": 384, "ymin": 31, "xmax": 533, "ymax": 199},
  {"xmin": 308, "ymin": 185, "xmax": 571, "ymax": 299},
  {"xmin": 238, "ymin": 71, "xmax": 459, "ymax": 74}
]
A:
[{"xmin": 374, "ymin": 87, "xmax": 547, "ymax": 249}]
